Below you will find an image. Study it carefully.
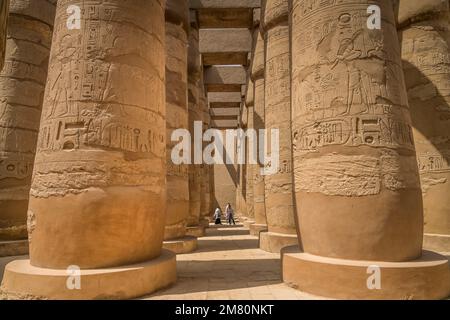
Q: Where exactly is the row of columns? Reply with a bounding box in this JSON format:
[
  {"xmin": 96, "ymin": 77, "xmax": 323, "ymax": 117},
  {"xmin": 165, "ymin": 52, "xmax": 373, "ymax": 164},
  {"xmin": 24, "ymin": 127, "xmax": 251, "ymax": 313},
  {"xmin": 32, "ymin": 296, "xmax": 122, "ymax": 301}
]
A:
[
  {"xmin": 0, "ymin": 0, "xmax": 212, "ymax": 299},
  {"xmin": 236, "ymin": 0, "xmax": 450, "ymax": 299}
]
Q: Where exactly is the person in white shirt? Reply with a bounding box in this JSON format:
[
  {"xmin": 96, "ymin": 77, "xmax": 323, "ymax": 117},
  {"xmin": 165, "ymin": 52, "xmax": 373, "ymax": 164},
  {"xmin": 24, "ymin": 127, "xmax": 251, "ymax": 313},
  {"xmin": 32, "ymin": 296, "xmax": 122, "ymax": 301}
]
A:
[
  {"xmin": 225, "ymin": 203, "xmax": 235, "ymax": 225},
  {"xmin": 213, "ymin": 207, "xmax": 222, "ymax": 225}
]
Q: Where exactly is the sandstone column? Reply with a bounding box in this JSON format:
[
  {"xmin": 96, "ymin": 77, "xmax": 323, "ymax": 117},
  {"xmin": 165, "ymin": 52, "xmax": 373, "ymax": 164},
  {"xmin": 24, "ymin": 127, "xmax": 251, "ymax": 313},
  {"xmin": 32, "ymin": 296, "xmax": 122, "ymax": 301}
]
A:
[
  {"xmin": 398, "ymin": 0, "xmax": 450, "ymax": 253},
  {"xmin": 0, "ymin": 0, "xmax": 8, "ymax": 71},
  {"xmin": 243, "ymin": 80, "xmax": 255, "ymax": 228},
  {"xmin": 249, "ymin": 30, "xmax": 268, "ymax": 237},
  {"xmin": 162, "ymin": 0, "xmax": 198, "ymax": 254},
  {"xmin": 0, "ymin": 0, "xmax": 55, "ymax": 258},
  {"xmin": 1, "ymin": 0, "xmax": 176, "ymax": 300},
  {"xmin": 186, "ymin": 10, "xmax": 205, "ymax": 236},
  {"xmin": 259, "ymin": 0, "xmax": 298, "ymax": 253},
  {"xmin": 283, "ymin": 0, "xmax": 450, "ymax": 299},
  {"xmin": 199, "ymin": 90, "xmax": 212, "ymax": 229}
]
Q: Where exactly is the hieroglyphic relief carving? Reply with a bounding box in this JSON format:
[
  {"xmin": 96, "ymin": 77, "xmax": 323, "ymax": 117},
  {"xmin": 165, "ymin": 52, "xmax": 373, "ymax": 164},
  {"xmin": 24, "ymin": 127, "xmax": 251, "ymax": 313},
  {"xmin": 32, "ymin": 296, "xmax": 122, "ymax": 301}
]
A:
[
  {"xmin": 0, "ymin": 0, "xmax": 56, "ymax": 241},
  {"xmin": 31, "ymin": 1, "xmax": 166, "ymax": 198},
  {"xmin": 291, "ymin": 0, "xmax": 423, "ymax": 261},
  {"xmin": 164, "ymin": 0, "xmax": 190, "ymax": 240},
  {"xmin": 262, "ymin": 0, "xmax": 297, "ymax": 236},
  {"xmin": 400, "ymin": 1, "xmax": 450, "ymax": 239}
]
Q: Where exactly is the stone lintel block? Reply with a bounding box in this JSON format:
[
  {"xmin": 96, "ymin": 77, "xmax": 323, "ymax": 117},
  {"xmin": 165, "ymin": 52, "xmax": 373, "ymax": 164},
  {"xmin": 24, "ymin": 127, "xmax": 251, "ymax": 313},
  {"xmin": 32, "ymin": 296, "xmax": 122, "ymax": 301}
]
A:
[
  {"xmin": 206, "ymin": 83, "xmax": 242, "ymax": 92},
  {"xmin": 210, "ymin": 119, "xmax": 239, "ymax": 128},
  {"xmin": 198, "ymin": 8, "xmax": 253, "ymax": 28},
  {"xmin": 210, "ymin": 107, "xmax": 240, "ymax": 117},
  {"xmin": 204, "ymin": 65, "xmax": 247, "ymax": 85},
  {"xmin": 208, "ymin": 91, "xmax": 242, "ymax": 103},
  {"xmin": 199, "ymin": 28, "xmax": 252, "ymax": 53},
  {"xmin": 202, "ymin": 52, "xmax": 249, "ymax": 66},
  {"xmin": 189, "ymin": 0, "xmax": 261, "ymax": 9}
]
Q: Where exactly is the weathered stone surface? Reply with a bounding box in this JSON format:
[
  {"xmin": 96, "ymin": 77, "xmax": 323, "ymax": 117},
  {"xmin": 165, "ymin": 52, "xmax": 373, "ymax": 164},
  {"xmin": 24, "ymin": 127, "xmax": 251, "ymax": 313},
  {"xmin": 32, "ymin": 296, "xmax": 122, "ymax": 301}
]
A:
[
  {"xmin": 394, "ymin": 0, "xmax": 448, "ymax": 27},
  {"xmin": 260, "ymin": 0, "xmax": 297, "ymax": 252},
  {"xmin": 198, "ymin": 8, "xmax": 253, "ymax": 28},
  {"xmin": 0, "ymin": 0, "xmax": 55, "ymax": 251},
  {"xmin": 0, "ymin": 0, "xmax": 8, "ymax": 71},
  {"xmin": 27, "ymin": 0, "xmax": 167, "ymax": 269},
  {"xmin": 291, "ymin": 0, "xmax": 423, "ymax": 262},
  {"xmin": 187, "ymin": 17, "xmax": 202, "ymax": 228},
  {"xmin": 164, "ymin": 0, "xmax": 190, "ymax": 241},
  {"xmin": 190, "ymin": 0, "xmax": 261, "ymax": 9},
  {"xmin": 245, "ymin": 80, "xmax": 255, "ymax": 219},
  {"xmin": 399, "ymin": 1, "xmax": 450, "ymax": 252},
  {"xmin": 251, "ymin": 30, "xmax": 267, "ymax": 228}
]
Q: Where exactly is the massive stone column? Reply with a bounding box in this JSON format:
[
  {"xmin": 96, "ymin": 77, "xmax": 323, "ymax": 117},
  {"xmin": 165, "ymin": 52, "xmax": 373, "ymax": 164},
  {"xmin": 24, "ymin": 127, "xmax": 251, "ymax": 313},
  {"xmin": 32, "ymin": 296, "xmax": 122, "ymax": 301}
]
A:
[
  {"xmin": 283, "ymin": 0, "xmax": 450, "ymax": 299},
  {"xmin": 1, "ymin": 0, "xmax": 176, "ymax": 300},
  {"xmin": 243, "ymin": 80, "xmax": 255, "ymax": 228},
  {"xmin": 236, "ymin": 103, "xmax": 248, "ymax": 220},
  {"xmin": 258, "ymin": 0, "xmax": 298, "ymax": 253},
  {"xmin": 0, "ymin": 0, "xmax": 8, "ymax": 71},
  {"xmin": 0, "ymin": 0, "xmax": 55, "ymax": 258},
  {"xmin": 249, "ymin": 30, "xmax": 268, "ymax": 237},
  {"xmin": 186, "ymin": 9, "xmax": 205, "ymax": 237},
  {"xmin": 397, "ymin": 0, "xmax": 450, "ymax": 253},
  {"xmin": 198, "ymin": 89, "xmax": 212, "ymax": 229},
  {"xmin": 162, "ymin": 0, "xmax": 197, "ymax": 254}
]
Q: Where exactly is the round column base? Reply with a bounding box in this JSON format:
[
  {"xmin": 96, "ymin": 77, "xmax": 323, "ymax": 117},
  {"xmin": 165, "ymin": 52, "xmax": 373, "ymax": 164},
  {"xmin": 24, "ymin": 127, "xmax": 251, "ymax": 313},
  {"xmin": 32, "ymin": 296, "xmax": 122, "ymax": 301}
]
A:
[
  {"xmin": 259, "ymin": 232, "xmax": 298, "ymax": 253},
  {"xmin": 186, "ymin": 226, "xmax": 205, "ymax": 238},
  {"xmin": 423, "ymin": 233, "xmax": 450, "ymax": 254},
  {"xmin": 282, "ymin": 246, "xmax": 450, "ymax": 300},
  {"xmin": 162, "ymin": 236, "xmax": 198, "ymax": 254},
  {"xmin": 249, "ymin": 224, "xmax": 268, "ymax": 237},
  {"xmin": 0, "ymin": 240, "xmax": 29, "ymax": 258},
  {"xmin": 0, "ymin": 250, "xmax": 177, "ymax": 300},
  {"xmin": 199, "ymin": 218, "xmax": 210, "ymax": 228},
  {"xmin": 243, "ymin": 220, "xmax": 255, "ymax": 229}
]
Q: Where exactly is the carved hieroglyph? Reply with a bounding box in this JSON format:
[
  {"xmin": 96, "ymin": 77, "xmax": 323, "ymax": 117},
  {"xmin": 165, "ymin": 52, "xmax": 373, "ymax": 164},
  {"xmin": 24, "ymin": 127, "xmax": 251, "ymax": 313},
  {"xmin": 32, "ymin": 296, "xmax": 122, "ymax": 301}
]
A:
[
  {"xmin": 262, "ymin": 0, "xmax": 297, "ymax": 236},
  {"xmin": 399, "ymin": 1, "xmax": 450, "ymax": 249},
  {"xmin": 0, "ymin": 0, "xmax": 8, "ymax": 71},
  {"xmin": 245, "ymin": 80, "xmax": 255, "ymax": 219},
  {"xmin": 28, "ymin": 0, "xmax": 167, "ymax": 269},
  {"xmin": 187, "ymin": 16, "xmax": 202, "ymax": 226},
  {"xmin": 0, "ymin": 0, "xmax": 56, "ymax": 243},
  {"xmin": 164, "ymin": 1, "xmax": 190, "ymax": 240},
  {"xmin": 291, "ymin": 0, "xmax": 423, "ymax": 261},
  {"xmin": 251, "ymin": 30, "xmax": 267, "ymax": 227}
]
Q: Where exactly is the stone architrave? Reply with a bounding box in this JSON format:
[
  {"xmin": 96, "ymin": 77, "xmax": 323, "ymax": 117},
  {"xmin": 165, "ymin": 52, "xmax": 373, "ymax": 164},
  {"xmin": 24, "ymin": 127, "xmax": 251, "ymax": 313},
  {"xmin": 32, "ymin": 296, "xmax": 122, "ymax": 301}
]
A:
[
  {"xmin": 259, "ymin": 0, "xmax": 298, "ymax": 253},
  {"xmin": 1, "ymin": 0, "xmax": 176, "ymax": 300},
  {"xmin": 0, "ymin": 0, "xmax": 56, "ymax": 257},
  {"xmin": 162, "ymin": 0, "xmax": 198, "ymax": 253},
  {"xmin": 283, "ymin": 0, "xmax": 450, "ymax": 299},
  {"xmin": 249, "ymin": 30, "xmax": 268, "ymax": 237},
  {"xmin": 0, "ymin": 0, "xmax": 9, "ymax": 71},
  {"xmin": 398, "ymin": 0, "xmax": 450, "ymax": 253}
]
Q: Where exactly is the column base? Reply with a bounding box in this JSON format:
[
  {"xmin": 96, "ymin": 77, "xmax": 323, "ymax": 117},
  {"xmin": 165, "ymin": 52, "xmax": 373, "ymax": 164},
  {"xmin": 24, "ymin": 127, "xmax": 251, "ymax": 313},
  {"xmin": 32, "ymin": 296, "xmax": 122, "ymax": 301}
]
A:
[
  {"xmin": 243, "ymin": 220, "xmax": 255, "ymax": 228},
  {"xmin": 0, "ymin": 250, "xmax": 176, "ymax": 300},
  {"xmin": 185, "ymin": 226, "xmax": 205, "ymax": 238},
  {"xmin": 162, "ymin": 236, "xmax": 198, "ymax": 254},
  {"xmin": 249, "ymin": 223, "xmax": 268, "ymax": 237},
  {"xmin": 423, "ymin": 233, "xmax": 450, "ymax": 254},
  {"xmin": 0, "ymin": 240, "xmax": 29, "ymax": 258},
  {"xmin": 259, "ymin": 232, "xmax": 298, "ymax": 253},
  {"xmin": 199, "ymin": 218, "xmax": 210, "ymax": 228},
  {"xmin": 282, "ymin": 246, "xmax": 450, "ymax": 300}
]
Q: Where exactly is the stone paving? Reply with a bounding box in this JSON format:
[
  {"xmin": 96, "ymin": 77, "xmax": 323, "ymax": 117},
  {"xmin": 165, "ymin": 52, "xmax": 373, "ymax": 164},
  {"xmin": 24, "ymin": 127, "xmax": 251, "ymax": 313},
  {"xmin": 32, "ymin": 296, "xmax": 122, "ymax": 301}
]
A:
[
  {"xmin": 144, "ymin": 224, "xmax": 321, "ymax": 300},
  {"xmin": 1, "ymin": 224, "xmax": 448, "ymax": 300}
]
